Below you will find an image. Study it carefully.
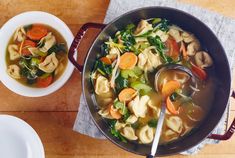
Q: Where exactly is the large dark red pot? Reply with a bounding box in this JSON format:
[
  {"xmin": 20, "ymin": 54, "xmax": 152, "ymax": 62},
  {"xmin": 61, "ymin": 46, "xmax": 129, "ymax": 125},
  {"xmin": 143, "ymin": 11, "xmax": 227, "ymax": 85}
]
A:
[{"xmin": 68, "ymin": 7, "xmax": 235, "ymax": 156}]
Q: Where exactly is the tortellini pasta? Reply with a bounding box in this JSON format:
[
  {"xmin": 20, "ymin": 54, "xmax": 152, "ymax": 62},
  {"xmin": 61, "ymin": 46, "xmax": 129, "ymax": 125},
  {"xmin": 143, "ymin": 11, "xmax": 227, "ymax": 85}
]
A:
[
  {"xmin": 115, "ymin": 121, "xmax": 126, "ymax": 130},
  {"xmin": 128, "ymin": 95, "xmax": 149, "ymax": 118},
  {"xmin": 194, "ymin": 51, "xmax": 213, "ymax": 68},
  {"xmin": 39, "ymin": 32, "xmax": 56, "ymax": 52},
  {"xmin": 8, "ymin": 44, "xmax": 20, "ymax": 60},
  {"xmin": 13, "ymin": 27, "xmax": 26, "ymax": 42},
  {"xmin": 121, "ymin": 126, "xmax": 138, "ymax": 141},
  {"xmin": 137, "ymin": 125, "xmax": 154, "ymax": 144},
  {"xmin": 95, "ymin": 75, "xmax": 110, "ymax": 95},
  {"xmin": 7, "ymin": 64, "xmax": 21, "ymax": 79},
  {"xmin": 134, "ymin": 20, "xmax": 153, "ymax": 36},
  {"xmin": 187, "ymin": 40, "xmax": 200, "ymax": 56},
  {"xmin": 98, "ymin": 108, "xmax": 113, "ymax": 119},
  {"xmin": 126, "ymin": 115, "xmax": 138, "ymax": 124},
  {"xmin": 154, "ymin": 30, "xmax": 169, "ymax": 42},
  {"xmin": 137, "ymin": 47, "xmax": 161, "ymax": 72},
  {"xmin": 166, "ymin": 116, "xmax": 183, "ymax": 134},
  {"xmin": 38, "ymin": 52, "xmax": 58, "ymax": 73},
  {"xmin": 162, "ymin": 129, "xmax": 179, "ymax": 142},
  {"xmin": 168, "ymin": 27, "xmax": 182, "ymax": 42}
]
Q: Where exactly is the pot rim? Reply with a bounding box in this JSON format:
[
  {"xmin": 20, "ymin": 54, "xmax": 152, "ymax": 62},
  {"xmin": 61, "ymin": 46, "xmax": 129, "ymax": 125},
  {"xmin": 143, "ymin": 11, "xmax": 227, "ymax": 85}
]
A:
[{"xmin": 81, "ymin": 6, "xmax": 231, "ymax": 156}]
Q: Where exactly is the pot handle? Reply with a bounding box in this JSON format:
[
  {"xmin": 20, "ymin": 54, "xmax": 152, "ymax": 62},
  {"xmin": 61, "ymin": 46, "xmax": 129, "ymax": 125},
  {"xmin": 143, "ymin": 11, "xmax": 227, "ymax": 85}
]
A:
[
  {"xmin": 68, "ymin": 22, "xmax": 106, "ymax": 72},
  {"xmin": 208, "ymin": 91, "xmax": 235, "ymax": 140}
]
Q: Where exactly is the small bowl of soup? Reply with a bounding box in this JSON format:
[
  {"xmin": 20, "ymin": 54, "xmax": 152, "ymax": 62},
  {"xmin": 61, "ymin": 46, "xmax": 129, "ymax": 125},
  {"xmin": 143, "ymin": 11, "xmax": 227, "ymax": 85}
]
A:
[{"xmin": 0, "ymin": 11, "xmax": 76, "ymax": 97}]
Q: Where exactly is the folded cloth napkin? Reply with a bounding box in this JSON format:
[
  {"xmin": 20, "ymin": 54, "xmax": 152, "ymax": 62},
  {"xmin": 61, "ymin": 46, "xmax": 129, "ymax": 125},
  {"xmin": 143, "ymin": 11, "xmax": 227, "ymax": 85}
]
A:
[{"xmin": 74, "ymin": 0, "xmax": 235, "ymax": 155}]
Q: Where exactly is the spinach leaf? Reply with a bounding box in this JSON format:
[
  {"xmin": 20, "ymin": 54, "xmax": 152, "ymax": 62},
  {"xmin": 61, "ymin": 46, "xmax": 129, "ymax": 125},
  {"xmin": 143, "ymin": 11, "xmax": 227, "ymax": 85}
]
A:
[
  {"xmin": 147, "ymin": 36, "xmax": 173, "ymax": 63},
  {"xmin": 151, "ymin": 18, "xmax": 162, "ymax": 25},
  {"xmin": 48, "ymin": 43, "xmax": 67, "ymax": 54},
  {"xmin": 148, "ymin": 119, "xmax": 158, "ymax": 128},
  {"xmin": 119, "ymin": 24, "xmax": 137, "ymax": 54},
  {"xmin": 115, "ymin": 74, "xmax": 128, "ymax": 92},
  {"xmin": 131, "ymin": 121, "xmax": 140, "ymax": 129},
  {"xmin": 101, "ymin": 43, "xmax": 109, "ymax": 55},
  {"xmin": 153, "ymin": 19, "xmax": 170, "ymax": 32},
  {"xmin": 123, "ymin": 110, "xmax": 130, "ymax": 121},
  {"xmin": 94, "ymin": 60, "xmax": 112, "ymax": 76},
  {"xmin": 108, "ymin": 119, "xmax": 127, "ymax": 143}
]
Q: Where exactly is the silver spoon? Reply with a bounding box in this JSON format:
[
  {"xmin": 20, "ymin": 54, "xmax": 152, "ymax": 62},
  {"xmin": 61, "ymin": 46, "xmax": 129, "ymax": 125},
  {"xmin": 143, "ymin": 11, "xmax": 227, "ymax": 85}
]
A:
[{"xmin": 147, "ymin": 64, "xmax": 197, "ymax": 158}]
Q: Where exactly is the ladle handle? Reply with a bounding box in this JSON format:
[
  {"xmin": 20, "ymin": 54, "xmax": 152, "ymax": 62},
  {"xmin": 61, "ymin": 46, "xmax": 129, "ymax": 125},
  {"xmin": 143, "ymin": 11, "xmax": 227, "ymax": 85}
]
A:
[
  {"xmin": 208, "ymin": 91, "xmax": 235, "ymax": 140},
  {"xmin": 146, "ymin": 155, "xmax": 154, "ymax": 158},
  {"xmin": 68, "ymin": 22, "xmax": 106, "ymax": 72}
]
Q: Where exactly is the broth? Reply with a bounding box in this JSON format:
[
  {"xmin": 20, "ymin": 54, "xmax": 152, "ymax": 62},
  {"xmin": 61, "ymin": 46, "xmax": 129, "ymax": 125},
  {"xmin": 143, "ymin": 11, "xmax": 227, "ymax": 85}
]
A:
[
  {"xmin": 92, "ymin": 18, "xmax": 217, "ymax": 144},
  {"xmin": 6, "ymin": 24, "xmax": 68, "ymax": 88}
]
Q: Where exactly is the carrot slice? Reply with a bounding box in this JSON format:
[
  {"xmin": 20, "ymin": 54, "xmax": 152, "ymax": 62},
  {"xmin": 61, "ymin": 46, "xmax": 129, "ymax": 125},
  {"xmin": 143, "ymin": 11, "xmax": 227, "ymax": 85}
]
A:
[
  {"xmin": 109, "ymin": 104, "xmax": 122, "ymax": 119},
  {"xmin": 165, "ymin": 38, "xmax": 180, "ymax": 59},
  {"xmin": 161, "ymin": 80, "xmax": 181, "ymax": 98},
  {"xmin": 118, "ymin": 88, "xmax": 137, "ymax": 102},
  {"xmin": 100, "ymin": 57, "xmax": 112, "ymax": 65},
  {"xmin": 166, "ymin": 96, "xmax": 180, "ymax": 115},
  {"xmin": 191, "ymin": 62, "xmax": 207, "ymax": 80},
  {"xmin": 26, "ymin": 24, "xmax": 48, "ymax": 40},
  {"xmin": 37, "ymin": 75, "xmax": 53, "ymax": 88},
  {"xmin": 119, "ymin": 52, "xmax": 138, "ymax": 70},
  {"xmin": 21, "ymin": 40, "xmax": 36, "ymax": 56}
]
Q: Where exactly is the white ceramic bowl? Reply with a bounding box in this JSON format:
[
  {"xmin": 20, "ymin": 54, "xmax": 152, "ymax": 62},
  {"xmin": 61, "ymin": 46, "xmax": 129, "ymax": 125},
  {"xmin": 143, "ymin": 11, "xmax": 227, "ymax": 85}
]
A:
[{"xmin": 0, "ymin": 11, "xmax": 76, "ymax": 97}]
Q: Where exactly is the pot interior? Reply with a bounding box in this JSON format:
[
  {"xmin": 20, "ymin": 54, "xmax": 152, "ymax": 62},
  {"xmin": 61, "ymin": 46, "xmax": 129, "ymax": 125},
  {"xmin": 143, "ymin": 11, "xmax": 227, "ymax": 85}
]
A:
[{"xmin": 82, "ymin": 7, "xmax": 231, "ymax": 156}]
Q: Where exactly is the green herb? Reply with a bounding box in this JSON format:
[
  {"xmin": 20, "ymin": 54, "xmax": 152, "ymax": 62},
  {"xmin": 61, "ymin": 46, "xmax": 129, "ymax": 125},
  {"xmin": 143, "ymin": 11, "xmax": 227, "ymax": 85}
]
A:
[
  {"xmin": 135, "ymin": 30, "xmax": 152, "ymax": 37},
  {"xmin": 118, "ymin": 23, "xmax": 137, "ymax": 54},
  {"xmin": 147, "ymin": 36, "xmax": 173, "ymax": 63},
  {"xmin": 115, "ymin": 75, "xmax": 128, "ymax": 92},
  {"xmin": 148, "ymin": 119, "xmax": 158, "ymax": 127},
  {"xmin": 48, "ymin": 43, "xmax": 67, "ymax": 54},
  {"xmin": 114, "ymin": 99, "xmax": 128, "ymax": 115},
  {"xmin": 170, "ymin": 92, "xmax": 178, "ymax": 102},
  {"xmin": 101, "ymin": 43, "xmax": 109, "ymax": 55},
  {"xmin": 153, "ymin": 19, "xmax": 169, "ymax": 32},
  {"xmin": 130, "ymin": 81, "xmax": 152, "ymax": 95},
  {"xmin": 123, "ymin": 110, "xmax": 130, "ymax": 121},
  {"xmin": 30, "ymin": 58, "xmax": 40, "ymax": 66},
  {"xmin": 126, "ymin": 23, "xmax": 135, "ymax": 31},
  {"xmin": 131, "ymin": 121, "xmax": 140, "ymax": 129},
  {"xmin": 108, "ymin": 120, "xmax": 127, "ymax": 143},
  {"xmin": 94, "ymin": 60, "xmax": 112, "ymax": 76},
  {"xmin": 152, "ymin": 18, "xmax": 162, "ymax": 25}
]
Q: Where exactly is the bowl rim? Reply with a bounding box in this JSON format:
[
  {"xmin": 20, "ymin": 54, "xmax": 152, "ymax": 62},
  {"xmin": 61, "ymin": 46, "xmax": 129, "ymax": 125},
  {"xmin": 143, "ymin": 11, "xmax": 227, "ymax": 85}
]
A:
[
  {"xmin": 82, "ymin": 6, "xmax": 231, "ymax": 156},
  {"xmin": 0, "ymin": 11, "xmax": 77, "ymax": 97}
]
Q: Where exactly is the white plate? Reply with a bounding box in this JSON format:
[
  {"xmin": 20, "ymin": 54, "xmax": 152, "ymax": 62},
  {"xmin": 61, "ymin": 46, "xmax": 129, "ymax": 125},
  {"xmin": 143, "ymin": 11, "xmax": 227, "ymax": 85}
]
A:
[{"xmin": 0, "ymin": 115, "xmax": 45, "ymax": 158}]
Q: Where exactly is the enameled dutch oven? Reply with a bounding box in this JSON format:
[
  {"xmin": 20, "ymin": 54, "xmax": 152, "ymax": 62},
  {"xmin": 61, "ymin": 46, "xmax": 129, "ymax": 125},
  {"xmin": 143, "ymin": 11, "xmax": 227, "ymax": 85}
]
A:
[{"xmin": 68, "ymin": 7, "xmax": 235, "ymax": 156}]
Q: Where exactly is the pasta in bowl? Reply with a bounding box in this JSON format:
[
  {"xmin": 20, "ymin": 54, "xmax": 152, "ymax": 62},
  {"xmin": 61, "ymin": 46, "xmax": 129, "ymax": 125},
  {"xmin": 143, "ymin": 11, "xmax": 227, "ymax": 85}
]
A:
[
  {"xmin": 0, "ymin": 11, "xmax": 76, "ymax": 97},
  {"xmin": 68, "ymin": 7, "xmax": 233, "ymax": 156},
  {"xmin": 91, "ymin": 18, "xmax": 215, "ymax": 144}
]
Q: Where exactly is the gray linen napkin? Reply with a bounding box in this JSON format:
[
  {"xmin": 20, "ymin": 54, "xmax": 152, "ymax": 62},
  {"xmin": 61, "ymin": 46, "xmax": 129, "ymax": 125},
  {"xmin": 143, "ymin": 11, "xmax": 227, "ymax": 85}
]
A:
[{"xmin": 73, "ymin": 0, "xmax": 235, "ymax": 155}]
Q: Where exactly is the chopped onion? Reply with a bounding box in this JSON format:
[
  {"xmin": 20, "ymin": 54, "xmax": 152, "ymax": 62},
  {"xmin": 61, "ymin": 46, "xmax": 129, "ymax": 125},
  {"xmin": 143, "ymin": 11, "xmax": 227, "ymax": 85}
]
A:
[
  {"xmin": 110, "ymin": 49, "xmax": 120, "ymax": 89},
  {"xmin": 189, "ymin": 85, "xmax": 200, "ymax": 92}
]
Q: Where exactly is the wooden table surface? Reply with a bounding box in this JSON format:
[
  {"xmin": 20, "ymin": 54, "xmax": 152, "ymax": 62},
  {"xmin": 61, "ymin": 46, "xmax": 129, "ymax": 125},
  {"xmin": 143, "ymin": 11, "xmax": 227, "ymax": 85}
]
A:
[{"xmin": 0, "ymin": 0, "xmax": 235, "ymax": 157}]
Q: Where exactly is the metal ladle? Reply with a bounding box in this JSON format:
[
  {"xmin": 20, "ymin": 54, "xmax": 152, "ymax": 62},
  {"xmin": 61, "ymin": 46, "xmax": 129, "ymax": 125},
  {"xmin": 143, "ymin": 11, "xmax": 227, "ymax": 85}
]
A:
[{"xmin": 147, "ymin": 64, "xmax": 197, "ymax": 158}]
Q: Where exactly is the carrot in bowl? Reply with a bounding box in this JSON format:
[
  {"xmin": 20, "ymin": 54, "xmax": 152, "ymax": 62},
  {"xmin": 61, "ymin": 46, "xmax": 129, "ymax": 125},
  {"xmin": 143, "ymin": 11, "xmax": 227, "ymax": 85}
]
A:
[
  {"xmin": 100, "ymin": 56, "xmax": 112, "ymax": 65},
  {"xmin": 26, "ymin": 24, "xmax": 48, "ymax": 40},
  {"xmin": 109, "ymin": 104, "xmax": 122, "ymax": 119},
  {"xmin": 166, "ymin": 96, "xmax": 180, "ymax": 115},
  {"xmin": 118, "ymin": 88, "xmax": 137, "ymax": 102},
  {"xmin": 20, "ymin": 40, "xmax": 36, "ymax": 56},
  {"xmin": 119, "ymin": 52, "xmax": 138, "ymax": 70},
  {"xmin": 37, "ymin": 74, "xmax": 53, "ymax": 88},
  {"xmin": 161, "ymin": 80, "xmax": 181, "ymax": 98}
]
